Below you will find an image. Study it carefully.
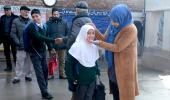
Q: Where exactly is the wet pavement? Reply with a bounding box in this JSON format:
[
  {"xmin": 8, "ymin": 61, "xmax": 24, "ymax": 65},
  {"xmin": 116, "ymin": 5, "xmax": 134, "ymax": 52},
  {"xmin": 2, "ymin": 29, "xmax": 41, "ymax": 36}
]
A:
[{"xmin": 0, "ymin": 52, "xmax": 170, "ymax": 100}]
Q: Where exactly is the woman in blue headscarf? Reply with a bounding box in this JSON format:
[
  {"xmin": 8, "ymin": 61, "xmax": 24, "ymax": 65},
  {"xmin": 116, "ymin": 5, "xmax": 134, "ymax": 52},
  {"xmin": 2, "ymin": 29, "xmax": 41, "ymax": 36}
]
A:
[{"xmin": 93, "ymin": 4, "xmax": 139, "ymax": 100}]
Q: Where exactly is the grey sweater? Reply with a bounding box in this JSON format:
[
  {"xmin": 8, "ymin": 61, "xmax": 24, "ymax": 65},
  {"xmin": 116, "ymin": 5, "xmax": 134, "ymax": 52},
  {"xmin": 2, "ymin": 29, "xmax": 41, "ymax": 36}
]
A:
[
  {"xmin": 66, "ymin": 12, "xmax": 92, "ymax": 49},
  {"xmin": 10, "ymin": 16, "xmax": 32, "ymax": 50}
]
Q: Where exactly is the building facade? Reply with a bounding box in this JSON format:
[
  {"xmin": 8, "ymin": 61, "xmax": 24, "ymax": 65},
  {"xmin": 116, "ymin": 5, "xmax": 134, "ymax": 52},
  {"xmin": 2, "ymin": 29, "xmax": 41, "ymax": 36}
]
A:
[
  {"xmin": 0, "ymin": 0, "xmax": 144, "ymax": 11},
  {"xmin": 145, "ymin": 0, "xmax": 170, "ymax": 51},
  {"xmin": 0, "ymin": 0, "xmax": 144, "ymax": 33},
  {"xmin": 0, "ymin": 0, "xmax": 144, "ymax": 49},
  {"xmin": 139, "ymin": 0, "xmax": 170, "ymax": 72}
]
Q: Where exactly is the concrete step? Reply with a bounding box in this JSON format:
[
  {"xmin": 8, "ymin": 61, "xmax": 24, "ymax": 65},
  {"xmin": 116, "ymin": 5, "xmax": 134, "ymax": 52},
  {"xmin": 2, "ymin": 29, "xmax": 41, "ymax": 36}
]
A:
[{"xmin": 140, "ymin": 48, "xmax": 170, "ymax": 73}]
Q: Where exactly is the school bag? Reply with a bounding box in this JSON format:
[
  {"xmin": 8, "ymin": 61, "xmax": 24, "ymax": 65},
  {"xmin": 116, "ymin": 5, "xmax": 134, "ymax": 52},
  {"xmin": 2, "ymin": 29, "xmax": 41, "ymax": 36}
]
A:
[
  {"xmin": 23, "ymin": 22, "xmax": 38, "ymax": 52},
  {"xmin": 23, "ymin": 22, "xmax": 47, "ymax": 52},
  {"xmin": 93, "ymin": 76, "xmax": 106, "ymax": 100},
  {"xmin": 48, "ymin": 55, "xmax": 58, "ymax": 76}
]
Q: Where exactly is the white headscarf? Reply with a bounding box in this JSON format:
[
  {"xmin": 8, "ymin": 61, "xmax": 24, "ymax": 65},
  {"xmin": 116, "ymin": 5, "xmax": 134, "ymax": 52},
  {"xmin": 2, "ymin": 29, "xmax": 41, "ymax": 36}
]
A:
[{"xmin": 69, "ymin": 24, "xmax": 99, "ymax": 67}]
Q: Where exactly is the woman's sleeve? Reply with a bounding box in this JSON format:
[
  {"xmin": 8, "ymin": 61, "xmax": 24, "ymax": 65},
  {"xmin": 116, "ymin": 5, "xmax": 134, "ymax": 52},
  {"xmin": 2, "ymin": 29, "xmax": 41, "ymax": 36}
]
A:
[
  {"xmin": 98, "ymin": 29, "xmax": 137, "ymax": 52},
  {"xmin": 95, "ymin": 27, "xmax": 109, "ymax": 41}
]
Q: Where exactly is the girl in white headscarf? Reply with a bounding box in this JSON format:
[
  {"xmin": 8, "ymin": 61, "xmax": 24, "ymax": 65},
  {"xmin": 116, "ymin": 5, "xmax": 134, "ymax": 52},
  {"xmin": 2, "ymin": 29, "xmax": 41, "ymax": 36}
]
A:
[{"xmin": 65, "ymin": 24, "xmax": 100, "ymax": 100}]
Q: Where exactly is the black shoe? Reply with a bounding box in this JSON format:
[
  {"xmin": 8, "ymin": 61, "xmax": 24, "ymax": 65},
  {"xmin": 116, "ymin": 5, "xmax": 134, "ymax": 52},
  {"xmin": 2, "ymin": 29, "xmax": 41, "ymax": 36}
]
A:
[
  {"xmin": 12, "ymin": 79, "xmax": 20, "ymax": 84},
  {"xmin": 42, "ymin": 93, "xmax": 53, "ymax": 99},
  {"xmin": 25, "ymin": 77, "xmax": 32, "ymax": 82},
  {"xmin": 59, "ymin": 75, "xmax": 67, "ymax": 79},
  {"xmin": 4, "ymin": 67, "xmax": 12, "ymax": 72}
]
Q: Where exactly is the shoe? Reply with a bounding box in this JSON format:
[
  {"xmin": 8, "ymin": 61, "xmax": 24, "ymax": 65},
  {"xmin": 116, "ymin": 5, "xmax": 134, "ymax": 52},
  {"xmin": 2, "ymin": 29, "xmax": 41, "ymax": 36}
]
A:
[
  {"xmin": 42, "ymin": 93, "xmax": 53, "ymax": 99},
  {"xmin": 12, "ymin": 79, "xmax": 20, "ymax": 84},
  {"xmin": 59, "ymin": 75, "xmax": 67, "ymax": 79},
  {"xmin": 48, "ymin": 76, "xmax": 54, "ymax": 80},
  {"xmin": 4, "ymin": 67, "xmax": 12, "ymax": 72},
  {"xmin": 25, "ymin": 77, "xmax": 32, "ymax": 82}
]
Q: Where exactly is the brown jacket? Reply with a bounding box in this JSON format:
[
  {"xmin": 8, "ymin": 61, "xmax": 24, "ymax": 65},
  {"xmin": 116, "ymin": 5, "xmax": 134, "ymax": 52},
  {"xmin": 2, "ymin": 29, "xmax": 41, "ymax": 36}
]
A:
[{"xmin": 96, "ymin": 24, "xmax": 139, "ymax": 100}]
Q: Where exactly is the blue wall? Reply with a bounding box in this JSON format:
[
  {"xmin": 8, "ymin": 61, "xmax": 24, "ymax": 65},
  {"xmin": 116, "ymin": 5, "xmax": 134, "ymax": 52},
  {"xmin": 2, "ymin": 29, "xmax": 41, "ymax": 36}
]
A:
[{"xmin": 59, "ymin": 8, "xmax": 110, "ymax": 33}]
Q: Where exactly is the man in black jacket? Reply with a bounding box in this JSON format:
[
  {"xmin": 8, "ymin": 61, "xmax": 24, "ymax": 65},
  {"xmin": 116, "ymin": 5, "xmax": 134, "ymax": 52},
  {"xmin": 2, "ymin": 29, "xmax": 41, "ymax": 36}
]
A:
[
  {"xmin": 0, "ymin": 5, "xmax": 18, "ymax": 72},
  {"xmin": 46, "ymin": 7, "xmax": 68, "ymax": 79}
]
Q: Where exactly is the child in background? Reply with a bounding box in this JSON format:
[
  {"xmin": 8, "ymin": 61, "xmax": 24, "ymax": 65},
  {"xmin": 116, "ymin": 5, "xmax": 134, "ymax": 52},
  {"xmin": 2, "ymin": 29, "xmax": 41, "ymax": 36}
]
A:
[{"xmin": 65, "ymin": 24, "xmax": 100, "ymax": 100}]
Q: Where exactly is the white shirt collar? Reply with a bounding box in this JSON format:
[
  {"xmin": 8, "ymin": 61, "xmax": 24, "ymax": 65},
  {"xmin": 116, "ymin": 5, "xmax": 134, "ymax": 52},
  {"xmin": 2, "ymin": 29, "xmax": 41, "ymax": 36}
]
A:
[
  {"xmin": 36, "ymin": 23, "xmax": 42, "ymax": 27},
  {"xmin": 36, "ymin": 23, "xmax": 44, "ymax": 29}
]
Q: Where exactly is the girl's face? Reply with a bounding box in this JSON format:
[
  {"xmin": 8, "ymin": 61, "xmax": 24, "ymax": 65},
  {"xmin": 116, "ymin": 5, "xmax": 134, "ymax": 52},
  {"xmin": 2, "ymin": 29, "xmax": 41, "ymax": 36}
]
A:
[
  {"xmin": 86, "ymin": 29, "xmax": 95, "ymax": 43},
  {"xmin": 111, "ymin": 20, "xmax": 119, "ymax": 28}
]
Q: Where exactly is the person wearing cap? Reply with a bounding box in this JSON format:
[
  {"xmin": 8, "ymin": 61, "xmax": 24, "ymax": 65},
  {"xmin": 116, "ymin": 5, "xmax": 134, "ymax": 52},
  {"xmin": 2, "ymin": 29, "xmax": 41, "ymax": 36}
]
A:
[
  {"xmin": 55, "ymin": 1, "xmax": 92, "ymax": 50},
  {"xmin": 64, "ymin": 1, "xmax": 92, "ymax": 50},
  {"xmin": 46, "ymin": 7, "xmax": 69, "ymax": 80},
  {"xmin": 55, "ymin": 1, "xmax": 92, "ymax": 100},
  {"xmin": 10, "ymin": 6, "xmax": 33, "ymax": 84},
  {"xmin": 0, "ymin": 5, "xmax": 18, "ymax": 72}
]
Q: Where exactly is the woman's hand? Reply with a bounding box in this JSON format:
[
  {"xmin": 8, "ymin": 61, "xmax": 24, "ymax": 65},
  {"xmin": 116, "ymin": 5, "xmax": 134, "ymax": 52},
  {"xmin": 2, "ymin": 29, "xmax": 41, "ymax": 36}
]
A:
[{"xmin": 92, "ymin": 40, "xmax": 100, "ymax": 45}]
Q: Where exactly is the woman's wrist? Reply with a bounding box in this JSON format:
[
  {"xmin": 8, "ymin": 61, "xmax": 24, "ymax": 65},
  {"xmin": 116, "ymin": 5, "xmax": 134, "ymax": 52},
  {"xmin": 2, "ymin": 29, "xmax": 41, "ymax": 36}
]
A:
[{"xmin": 92, "ymin": 40, "xmax": 100, "ymax": 45}]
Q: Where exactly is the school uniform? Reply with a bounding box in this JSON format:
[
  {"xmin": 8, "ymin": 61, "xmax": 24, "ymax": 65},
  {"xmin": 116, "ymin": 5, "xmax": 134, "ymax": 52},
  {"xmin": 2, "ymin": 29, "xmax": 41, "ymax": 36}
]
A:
[
  {"xmin": 65, "ymin": 25, "xmax": 100, "ymax": 100},
  {"xmin": 27, "ymin": 22, "xmax": 55, "ymax": 96}
]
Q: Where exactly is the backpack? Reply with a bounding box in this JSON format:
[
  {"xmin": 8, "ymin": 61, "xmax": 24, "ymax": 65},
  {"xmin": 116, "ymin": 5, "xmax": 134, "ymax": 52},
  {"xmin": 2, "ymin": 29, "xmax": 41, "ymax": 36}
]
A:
[
  {"xmin": 93, "ymin": 76, "xmax": 106, "ymax": 100},
  {"xmin": 23, "ymin": 22, "xmax": 39, "ymax": 52},
  {"xmin": 23, "ymin": 22, "xmax": 47, "ymax": 52}
]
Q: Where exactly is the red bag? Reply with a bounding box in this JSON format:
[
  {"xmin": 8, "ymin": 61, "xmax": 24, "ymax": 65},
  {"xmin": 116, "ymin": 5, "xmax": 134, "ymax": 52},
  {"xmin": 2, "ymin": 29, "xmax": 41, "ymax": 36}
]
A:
[{"xmin": 48, "ymin": 55, "xmax": 58, "ymax": 76}]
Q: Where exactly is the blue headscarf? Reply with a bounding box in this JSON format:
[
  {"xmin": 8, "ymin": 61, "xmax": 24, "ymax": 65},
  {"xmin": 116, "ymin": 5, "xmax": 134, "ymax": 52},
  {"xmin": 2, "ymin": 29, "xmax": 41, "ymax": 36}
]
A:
[{"xmin": 105, "ymin": 4, "xmax": 133, "ymax": 70}]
